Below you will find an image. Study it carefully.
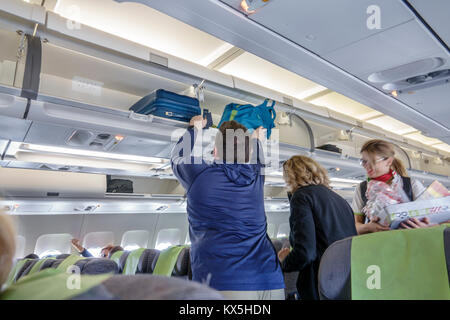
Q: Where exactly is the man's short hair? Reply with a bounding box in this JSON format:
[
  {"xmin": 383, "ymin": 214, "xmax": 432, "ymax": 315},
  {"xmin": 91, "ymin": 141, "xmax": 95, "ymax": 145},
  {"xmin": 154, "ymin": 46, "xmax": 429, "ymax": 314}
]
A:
[{"xmin": 215, "ymin": 121, "xmax": 251, "ymax": 163}]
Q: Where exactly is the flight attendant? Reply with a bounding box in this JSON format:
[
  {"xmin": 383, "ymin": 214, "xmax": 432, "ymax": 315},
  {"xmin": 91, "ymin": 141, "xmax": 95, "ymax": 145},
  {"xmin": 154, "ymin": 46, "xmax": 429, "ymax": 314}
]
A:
[{"xmin": 352, "ymin": 139, "xmax": 426, "ymax": 234}]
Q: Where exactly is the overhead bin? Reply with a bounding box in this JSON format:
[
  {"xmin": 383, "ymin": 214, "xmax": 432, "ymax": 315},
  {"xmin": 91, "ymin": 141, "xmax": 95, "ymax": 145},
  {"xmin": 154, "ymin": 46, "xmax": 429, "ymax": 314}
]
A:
[
  {"xmin": 0, "ymin": 2, "xmax": 448, "ymax": 188},
  {"xmin": 0, "ymin": 167, "xmax": 106, "ymax": 198}
]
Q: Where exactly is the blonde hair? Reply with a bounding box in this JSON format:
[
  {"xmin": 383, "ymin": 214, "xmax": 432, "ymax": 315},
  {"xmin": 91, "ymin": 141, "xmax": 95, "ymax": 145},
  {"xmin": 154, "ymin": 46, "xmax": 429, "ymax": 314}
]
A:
[
  {"xmin": 360, "ymin": 139, "xmax": 408, "ymax": 177},
  {"xmin": 0, "ymin": 213, "xmax": 16, "ymax": 287},
  {"xmin": 283, "ymin": 155, "xmax": 330, "ymax": 193}
]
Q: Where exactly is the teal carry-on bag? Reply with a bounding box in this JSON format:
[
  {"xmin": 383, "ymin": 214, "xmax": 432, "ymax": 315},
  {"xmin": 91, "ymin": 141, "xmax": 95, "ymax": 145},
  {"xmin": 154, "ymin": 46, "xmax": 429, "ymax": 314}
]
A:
[{"xmin": 217, "ymin": 99, "xmax": 276, "ymax": 138}]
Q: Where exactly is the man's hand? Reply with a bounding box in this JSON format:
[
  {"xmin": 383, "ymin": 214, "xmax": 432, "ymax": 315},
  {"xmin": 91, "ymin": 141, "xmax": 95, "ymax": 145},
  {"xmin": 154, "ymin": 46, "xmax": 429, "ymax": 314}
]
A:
[
  {"xmin": 189, "ymin": 115, "xmax": 206, "ymax": 129},
  {"xmin": 278, "ymin": 248, "xmax": 290, "ymax": 263},
  {"xmin": 251, "ymin": 126, "xmax": 266, "ymax": 142},
  {"xmin": 400, "ymin": 217, "xmax": 436, "ymax": 229},
  {"xmin": 71, "ymin": 238, "xmax": 84, "ymax": 253}
]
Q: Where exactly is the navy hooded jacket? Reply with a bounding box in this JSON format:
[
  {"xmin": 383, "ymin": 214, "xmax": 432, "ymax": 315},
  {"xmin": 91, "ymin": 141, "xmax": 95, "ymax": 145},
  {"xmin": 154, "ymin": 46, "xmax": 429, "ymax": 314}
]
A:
[{"xmin": 171, "ymin": 127, "xmax": 285, "ymax": 291}]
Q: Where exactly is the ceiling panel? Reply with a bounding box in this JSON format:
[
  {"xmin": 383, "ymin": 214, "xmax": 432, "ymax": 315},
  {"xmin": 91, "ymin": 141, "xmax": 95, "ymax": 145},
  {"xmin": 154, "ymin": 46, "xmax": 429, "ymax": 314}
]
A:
[
  {"xmin": 223, "ymin": 0, "xmax": 414, "ymax": 55},
  {"xmin": 408, "ymin": 0, "xmax": 450, "ymax": 48},
  {"xmin": 324, "ymin": 19, "xmax": 449, "ymax": 79},
  {"xmin": 219, "ymin": 51, "xmax": 323, "ymax": 99},
  {"xmin": 395, "ymin": 82, "xmax": 450, "ymax": 132}
]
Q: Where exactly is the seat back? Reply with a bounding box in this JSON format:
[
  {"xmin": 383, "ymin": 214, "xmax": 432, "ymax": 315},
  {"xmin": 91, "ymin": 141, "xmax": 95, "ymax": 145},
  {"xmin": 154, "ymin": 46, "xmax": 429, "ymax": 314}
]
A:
[
  {"xmin": 318, "ymin": 228, "xmax": 450, "ymax": 300},
  {"xmin": 172, "ymin": 247, "xmax": 189, "ymax": 278},
  {"xmin": 136, "ymin": 249, "xmax": 160, "ymax": 274}
]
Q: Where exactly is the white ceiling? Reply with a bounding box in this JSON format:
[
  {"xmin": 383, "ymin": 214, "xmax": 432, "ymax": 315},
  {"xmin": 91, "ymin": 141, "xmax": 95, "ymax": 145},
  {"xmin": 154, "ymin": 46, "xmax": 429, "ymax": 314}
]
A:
[
  {"xmin": 221, "ymin": 0, "xmax": 415, "ymax": 56},
  {"xmin": 408, "ymin": 0, "xmax": 450, "ymax": 48}
]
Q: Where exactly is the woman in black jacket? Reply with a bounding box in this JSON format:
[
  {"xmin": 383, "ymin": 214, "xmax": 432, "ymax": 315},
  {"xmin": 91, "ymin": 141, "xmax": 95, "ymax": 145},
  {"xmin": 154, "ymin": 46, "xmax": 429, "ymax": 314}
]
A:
[{"xmin": 277, "ymin": 155, "xmax": 357, "ymax": 300}]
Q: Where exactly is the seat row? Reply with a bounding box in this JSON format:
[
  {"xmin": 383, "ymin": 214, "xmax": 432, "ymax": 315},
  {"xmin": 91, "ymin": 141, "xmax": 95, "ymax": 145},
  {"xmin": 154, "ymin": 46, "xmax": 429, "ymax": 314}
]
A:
[{"xmin": 9, "ymin": 245, "xmax": 191, "ymax": 285}]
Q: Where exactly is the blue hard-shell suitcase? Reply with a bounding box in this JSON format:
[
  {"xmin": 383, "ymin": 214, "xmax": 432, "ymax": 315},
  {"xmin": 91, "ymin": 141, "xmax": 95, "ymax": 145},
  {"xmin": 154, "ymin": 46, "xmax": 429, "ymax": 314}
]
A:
[{"xmin": 130, "ymin": 89, "xmax": 201, "ymax": 122}]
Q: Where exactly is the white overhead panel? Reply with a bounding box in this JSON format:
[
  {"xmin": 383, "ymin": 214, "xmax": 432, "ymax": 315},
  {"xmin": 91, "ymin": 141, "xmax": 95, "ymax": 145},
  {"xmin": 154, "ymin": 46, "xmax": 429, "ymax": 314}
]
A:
[
  {"xmin": 224, "ymin": 0, "xmax": 414, "ymax": 56},
  {"xmin": 394, "ymin": 82, "xmax": 450, "ymax": 140},
  {"xmin": 408, "ymin": 0, "xmax": 450, "ymax": 48},
  {"xmin": 325, "ymin": 20, "xmax": 447, "ymax": 80},
  {"xmin": 0, "ymin": 167, "xmax": 106, "ymax": 198}
]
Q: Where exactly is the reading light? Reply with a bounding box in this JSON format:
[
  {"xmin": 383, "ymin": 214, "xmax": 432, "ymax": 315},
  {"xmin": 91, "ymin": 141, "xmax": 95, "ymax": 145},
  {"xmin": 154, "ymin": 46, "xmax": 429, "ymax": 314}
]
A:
[
  {"xmin": 115, "ymin": 135, "xmax": 124, "ymax": 142},
  {"xmin": 241, "ymin": 0, "xmax": 256, "ymax": 13},
  {"xmin": 391, "ymin": 90, "xmax": 398, "ymax": 97},
  {"xmin": 241, "ymin": 0, "xmax": 272, "ymax": 14}
]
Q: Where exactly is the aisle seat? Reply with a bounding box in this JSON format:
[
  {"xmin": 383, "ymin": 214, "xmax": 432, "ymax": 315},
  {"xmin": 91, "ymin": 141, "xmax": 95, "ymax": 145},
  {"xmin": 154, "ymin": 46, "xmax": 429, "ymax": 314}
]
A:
[{"xmin": 318, "ymin": 226, "xmax": 450, "ymax": 300}]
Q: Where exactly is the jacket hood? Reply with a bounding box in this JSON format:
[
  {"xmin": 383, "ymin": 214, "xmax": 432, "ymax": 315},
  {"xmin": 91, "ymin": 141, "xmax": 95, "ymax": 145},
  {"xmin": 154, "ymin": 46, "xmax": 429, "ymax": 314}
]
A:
[{"xmin": 221, "ymin": 163, "xmax": 259, "ymax": 186}]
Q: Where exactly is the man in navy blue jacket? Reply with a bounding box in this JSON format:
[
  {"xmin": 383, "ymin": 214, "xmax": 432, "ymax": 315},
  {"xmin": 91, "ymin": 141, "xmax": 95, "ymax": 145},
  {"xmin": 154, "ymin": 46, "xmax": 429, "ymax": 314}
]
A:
[{"xmin": 171, "ymin": 116, "xmax": 285, "ymax": 300}]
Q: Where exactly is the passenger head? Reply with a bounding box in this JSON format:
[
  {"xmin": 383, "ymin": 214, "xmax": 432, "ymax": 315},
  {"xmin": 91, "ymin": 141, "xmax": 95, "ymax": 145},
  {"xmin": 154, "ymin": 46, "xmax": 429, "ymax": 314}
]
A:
[
  {"xmin": 214, "ymin": 121, "xmax": 250, "ymax": 163},
  {"xmin": 100, "ymin": 244, "xmax": 114, "ymax": 258},
  {"xmin": 0, "ymin": 213, "xmax": 16, "ymax": 287},
  {"xmin": 360, "ymin": 139, "xmax": 407, "ymax": 179},
  {"xmin": 108, "ymin": 246, "xmax": 123, "ymax": 258},
  {"xmin": 283, "ymin": 155, "xmax": 330, "ymax": 193}
]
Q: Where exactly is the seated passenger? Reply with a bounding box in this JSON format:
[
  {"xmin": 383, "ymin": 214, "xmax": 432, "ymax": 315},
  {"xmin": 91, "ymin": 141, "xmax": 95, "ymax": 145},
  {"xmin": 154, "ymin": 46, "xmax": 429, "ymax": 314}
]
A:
[
  {"xmin": 0, "ymin": 213, "xmax": 222, "ymax": 300},
  {"xmin": 277, "ymin": 155, "xmax": 357, "ymax": 300},
  {"xmin": 71, "ymin": 239, "xmax": 122, "ymax": 258},
  {"xmin": 352, "ymin": 139, "xmax": 426, "ymax": 234},
  {"xmin": 170, "ymin": 116, "xmax": 285, "ymax": 300}
]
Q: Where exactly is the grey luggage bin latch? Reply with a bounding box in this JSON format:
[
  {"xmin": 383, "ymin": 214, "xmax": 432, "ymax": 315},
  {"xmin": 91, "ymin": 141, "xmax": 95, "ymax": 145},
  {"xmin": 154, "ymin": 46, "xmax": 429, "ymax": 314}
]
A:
[{"xmin": 129, "ymin": 110, "xmax": 153, "ymax": 122}]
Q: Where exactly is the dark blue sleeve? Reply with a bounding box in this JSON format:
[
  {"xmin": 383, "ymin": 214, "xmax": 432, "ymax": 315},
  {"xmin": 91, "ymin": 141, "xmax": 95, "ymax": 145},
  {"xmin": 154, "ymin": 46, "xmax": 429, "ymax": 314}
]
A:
[
  {"xmin": 170, "ymin": 127, "xmax": 209, "ymax": 190},
  {"xmin": 81, "ymin": 248, "xmax": 93, "ymax": 258}
]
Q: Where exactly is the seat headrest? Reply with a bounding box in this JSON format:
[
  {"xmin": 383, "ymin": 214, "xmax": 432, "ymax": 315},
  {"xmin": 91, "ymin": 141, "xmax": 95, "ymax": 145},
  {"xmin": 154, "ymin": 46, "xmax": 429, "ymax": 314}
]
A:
[
  {"xmin": 55, "ymin": 254, "xmax": 71, "ymax": 260},
  {"xmin": 16, "ymin": 259, "xmax": 38, "ymax": 280},
  {"xmin": 173, "ymin": 247, "xmax": 189, "ymax": 277},
  {"xmin": 318, "ymin": 236, "xmax": 352, "ymax": 300},
  {"xmin": 318, "ymin": 228, "xmax": 450, "ymax": 300},
  {"xmin": 80, "ymin": 258, "xmax": 119, "ymax": 275},
  {"xmin": 137, "ymin": 249, "xmax": 160, "ymax": 274},
  {"xmin": 118, "ymin": 251, "xmax": 131, "ymax": 273}
]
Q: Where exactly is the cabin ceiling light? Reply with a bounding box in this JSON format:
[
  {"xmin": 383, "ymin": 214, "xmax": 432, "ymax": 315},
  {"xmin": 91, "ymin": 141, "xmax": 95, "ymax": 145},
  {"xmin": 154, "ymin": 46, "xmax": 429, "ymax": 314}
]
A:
[{"xmin": 20, "ymin": 143, "xmax": 166, "ymax": 164}]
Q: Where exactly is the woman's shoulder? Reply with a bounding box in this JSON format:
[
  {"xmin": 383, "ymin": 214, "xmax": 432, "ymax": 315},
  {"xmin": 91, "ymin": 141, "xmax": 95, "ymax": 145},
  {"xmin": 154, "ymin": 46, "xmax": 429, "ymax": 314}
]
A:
[{"xmin": 292, "ymin": 184, "xmax": 329, "ymax": 199}]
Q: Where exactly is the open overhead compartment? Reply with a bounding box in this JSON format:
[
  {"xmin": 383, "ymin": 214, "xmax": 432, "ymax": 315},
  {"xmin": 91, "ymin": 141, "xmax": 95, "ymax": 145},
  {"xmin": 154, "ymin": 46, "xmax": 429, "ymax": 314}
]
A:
[{"xmin": 0, "ymin": 0, "xmax": 449, "ymax": 192}]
